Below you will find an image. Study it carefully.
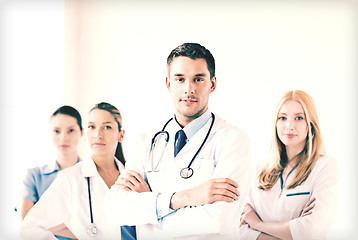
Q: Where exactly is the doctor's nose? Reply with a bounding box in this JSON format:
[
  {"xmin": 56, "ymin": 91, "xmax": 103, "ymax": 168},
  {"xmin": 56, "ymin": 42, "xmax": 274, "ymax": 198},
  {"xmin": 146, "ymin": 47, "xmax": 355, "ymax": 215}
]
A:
[
  {"xmin": 94, "ymin": 129, "xmax": 103, "ymax": 139},
  {"xmin": 285, "ymin": 121, "xmax": 296, "ymax": 131},
  {"xmin": 59, "ymin": 132, "xmax": 68, "ymax": 141},
  {"xmin": 184, "ymin": 80, "xmax": 194, "ymax": 95}
]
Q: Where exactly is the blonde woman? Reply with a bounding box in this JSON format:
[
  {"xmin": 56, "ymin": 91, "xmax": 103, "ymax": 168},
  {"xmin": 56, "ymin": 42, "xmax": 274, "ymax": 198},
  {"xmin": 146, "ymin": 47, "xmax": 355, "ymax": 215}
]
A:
[{"xmin": 239, "ymin": 90, "xmax": 339, "ymax": 240}]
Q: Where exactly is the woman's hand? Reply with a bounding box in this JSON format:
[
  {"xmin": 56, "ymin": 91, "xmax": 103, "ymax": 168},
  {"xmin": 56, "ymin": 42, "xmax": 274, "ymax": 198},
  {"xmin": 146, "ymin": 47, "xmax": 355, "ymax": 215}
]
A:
[
  {"xmin": 240, "ymin": 203, "xmax": 262, "ymax": 231},
  {"xmin": 49, "ymin": 223, "xmax": 76, "ymax": 238},
  {"xmin": 115, "ymin": 170, "xmax": 151, "ymax": 193},
  {"xmin": 300, "ymin": 197, "xmax": 316, "ymax": 217},
  {"xmin": 257, "ymin": 233, "xmax": 280, "ymax": 240}
]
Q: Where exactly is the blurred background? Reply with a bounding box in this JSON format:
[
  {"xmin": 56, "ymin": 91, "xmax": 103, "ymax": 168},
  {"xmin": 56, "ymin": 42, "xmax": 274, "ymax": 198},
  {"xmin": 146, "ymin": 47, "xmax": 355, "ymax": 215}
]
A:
[{"xmin": 1, "ymin": 0, "xmax": 357, "ymax": 239}]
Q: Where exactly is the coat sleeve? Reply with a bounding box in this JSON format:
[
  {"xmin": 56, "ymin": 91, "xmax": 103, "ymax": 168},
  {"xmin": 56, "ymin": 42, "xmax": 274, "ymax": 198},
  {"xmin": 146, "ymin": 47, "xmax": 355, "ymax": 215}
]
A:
[
  {"xmin": 239, "ymin": 165, "xmax": 262, "ymax": 240},
  {"xmin": 104, "ymin": 132, "xmax": 160, "ymax": 226},
  {"xmin": 19, "ymin": 172, "xmax": 72, "ymax": 240},
  {"xmin": 104, "ymin": 126, "xmax": 252, "ymax": 238},
  {"xmin": 289, "ymin": 156, "xmax": 339, "ymax": 240},
  {"xmin": 19, "ymin": 168, "xmax": 39, "ymax": 203}
]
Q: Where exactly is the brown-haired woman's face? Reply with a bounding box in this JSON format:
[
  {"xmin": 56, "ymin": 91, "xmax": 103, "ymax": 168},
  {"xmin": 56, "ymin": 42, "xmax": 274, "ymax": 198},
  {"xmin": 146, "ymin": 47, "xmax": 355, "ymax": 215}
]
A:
[
  {"xmin": 86, "ymin": 109, "xmax": 123, "ymax": 157},
  {"xmin": 276, "ymin": 100, "xmax": 308, "ymax": 151},
  {"xmin": 50, "ymin": 114, "xmax": 82, "ymax": 155}
]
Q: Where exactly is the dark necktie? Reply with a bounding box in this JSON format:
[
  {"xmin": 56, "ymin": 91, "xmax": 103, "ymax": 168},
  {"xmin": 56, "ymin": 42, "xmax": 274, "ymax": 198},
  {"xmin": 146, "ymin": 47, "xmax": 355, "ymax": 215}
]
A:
[
  {"xmin": 121, "ymin": 225, "xmax": 137, "ymax": 240},
  {"xmin": 174, "ymin": 130, "xmax": 187, "ymax": 157}
]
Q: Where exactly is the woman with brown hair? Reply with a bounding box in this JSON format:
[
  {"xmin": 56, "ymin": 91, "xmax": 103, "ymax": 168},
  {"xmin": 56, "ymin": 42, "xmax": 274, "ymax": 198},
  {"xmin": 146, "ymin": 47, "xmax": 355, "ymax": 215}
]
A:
[{"xmin": 20, "ymin": 102, "xmax": 135, "ymax": 240}]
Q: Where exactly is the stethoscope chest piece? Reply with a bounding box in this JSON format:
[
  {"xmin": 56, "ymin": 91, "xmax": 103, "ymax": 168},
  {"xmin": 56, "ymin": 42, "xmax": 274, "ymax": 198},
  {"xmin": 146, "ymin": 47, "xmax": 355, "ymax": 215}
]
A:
[
  {"xmin": 180, "ymin": 167, "xmax": 194, "ymax": 179},
  {"xmin": 87, "ymin": 223, "xmax": 98, "ymax": 237}
]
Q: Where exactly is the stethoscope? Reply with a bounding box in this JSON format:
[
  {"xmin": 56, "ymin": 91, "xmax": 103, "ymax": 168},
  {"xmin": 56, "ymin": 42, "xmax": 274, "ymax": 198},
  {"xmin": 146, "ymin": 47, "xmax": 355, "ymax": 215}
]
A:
[
  {"xmin": 150, "ymin": 113, "xmax": 215, "ymax": 179},
  {"xmin": 86, "ymin": 177, "xmax": 97, "ymax": 237}
]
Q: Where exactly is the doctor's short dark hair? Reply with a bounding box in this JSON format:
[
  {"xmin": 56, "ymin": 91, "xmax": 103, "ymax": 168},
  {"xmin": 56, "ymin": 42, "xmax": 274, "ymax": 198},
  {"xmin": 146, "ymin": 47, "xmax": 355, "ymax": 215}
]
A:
[{"xmin": 167, "ymin": 43, "xmax": 215, "ymax": 79}]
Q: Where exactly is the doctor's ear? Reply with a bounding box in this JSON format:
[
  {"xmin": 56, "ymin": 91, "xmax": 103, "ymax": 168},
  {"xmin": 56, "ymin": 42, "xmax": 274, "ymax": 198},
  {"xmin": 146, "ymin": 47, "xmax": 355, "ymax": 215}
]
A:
[
  {"xmin": 166, "ymin": 77, "xmax": 171, "ymax": 91},
  {"xmin": 118, "ymin": 129, "xmax": 125, "ymax": 143},
  {"xmin": 210, "ymin": 77, "xmax": 217, "ymax": 92}
]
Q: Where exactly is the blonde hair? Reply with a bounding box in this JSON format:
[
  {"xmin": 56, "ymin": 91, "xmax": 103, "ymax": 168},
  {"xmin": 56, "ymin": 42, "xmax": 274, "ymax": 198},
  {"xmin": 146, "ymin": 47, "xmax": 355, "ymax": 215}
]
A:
[{"xmin": 257, "ymin": 90, "xmax": 325, "ymax": 190}]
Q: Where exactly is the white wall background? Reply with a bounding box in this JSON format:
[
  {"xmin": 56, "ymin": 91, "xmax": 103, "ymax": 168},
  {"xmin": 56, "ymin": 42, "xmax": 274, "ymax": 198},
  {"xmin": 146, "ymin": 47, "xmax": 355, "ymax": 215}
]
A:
[{"xmin": 1, "ymin": 0, "xmax": 357, "ymax": 239}]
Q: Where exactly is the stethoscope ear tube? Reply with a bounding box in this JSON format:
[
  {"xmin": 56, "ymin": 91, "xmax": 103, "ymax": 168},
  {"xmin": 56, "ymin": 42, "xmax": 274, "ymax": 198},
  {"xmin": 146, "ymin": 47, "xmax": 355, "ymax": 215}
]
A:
[
  {"xmin": 152, "ymin": 131, "xmax": 169, "ymax": 145},
  {"xmin": 150, "ymin": 113, "xmax": 215, "ymax": 179}
]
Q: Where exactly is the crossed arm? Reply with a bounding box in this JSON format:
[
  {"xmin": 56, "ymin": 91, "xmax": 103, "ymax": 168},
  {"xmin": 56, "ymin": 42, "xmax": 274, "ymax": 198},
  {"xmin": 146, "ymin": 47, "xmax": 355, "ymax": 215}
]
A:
[
  {"xmin": 19, "ymin": 194, "xmax": 76, "ymax": 238},
  {"xmin": 116, "ymin": 169, "xmax": 240, "ymax": 210},
  {"xmin": 239, "ymin": 198, "xmax": 316, "ymax": 240}
]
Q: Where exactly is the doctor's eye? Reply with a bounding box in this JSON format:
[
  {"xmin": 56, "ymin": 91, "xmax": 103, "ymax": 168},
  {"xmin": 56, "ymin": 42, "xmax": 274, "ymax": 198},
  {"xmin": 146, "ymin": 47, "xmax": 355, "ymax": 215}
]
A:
[
  {"xmin": 175, "ymin": 77, "xmax": 185, "ymax": 82},
  {"xmin": 88, "ymin": 125, "xmax": 95, "ymax": 129},
  {"xmin": 104, "ymin": 125, "xmax": 112, "ymax": 130},
  {"xmin": 295, "ymin": 116, "xmax": 304, "ymax": 120},
  {"xmin": 194, "ymin": 77, "xmax": 204, "ymax": 82},
  {"xmin": 54, "ymin": 130, "xmax": 60, "ymax": 134},
  {"xmin": 278, "ymin": 116, "xmax": 287, "ymax": 121},
  {"xmin": 68, "ymin": 129, "xmax": 75, "ymax": 133}
]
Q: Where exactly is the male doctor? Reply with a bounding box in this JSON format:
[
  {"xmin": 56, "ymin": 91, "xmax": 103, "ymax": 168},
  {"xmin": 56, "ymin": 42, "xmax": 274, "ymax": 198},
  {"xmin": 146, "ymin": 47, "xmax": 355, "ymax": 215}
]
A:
[{"xmin": 104, "ymin": 43, "xmax": 251, "ymax": 239}]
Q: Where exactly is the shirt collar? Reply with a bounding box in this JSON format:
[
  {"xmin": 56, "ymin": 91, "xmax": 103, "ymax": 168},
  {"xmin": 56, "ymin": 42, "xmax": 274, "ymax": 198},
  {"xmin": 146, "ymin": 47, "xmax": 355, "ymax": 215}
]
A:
[
  {"xmin": 41, "ymin": 161, "xmax": 60, "ymax": 175},
  {"xmin": 42, "ymin": 157, "xmax": 81, "ymax": 175},
  {"xmin": 82, "ymin": 157, "xmax": 125, "ymax": 178},
  {"xmin": 173, "ymin": 109, "xmax": 212, "ymax": 141}
]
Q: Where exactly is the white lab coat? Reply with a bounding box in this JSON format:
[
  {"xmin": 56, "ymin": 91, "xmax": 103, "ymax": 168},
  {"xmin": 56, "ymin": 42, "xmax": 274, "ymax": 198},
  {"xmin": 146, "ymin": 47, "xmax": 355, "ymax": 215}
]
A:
[
  {"xmin": 240, "ymin": 155, "xmax": 339, "ymax": 240},
  {"xmin": 104, "ymin": 114, "xmax": 251, "ymax": 240},
  {"xmin": 20, "ymin": 157, "xmax": 124, "ymax": 240}
]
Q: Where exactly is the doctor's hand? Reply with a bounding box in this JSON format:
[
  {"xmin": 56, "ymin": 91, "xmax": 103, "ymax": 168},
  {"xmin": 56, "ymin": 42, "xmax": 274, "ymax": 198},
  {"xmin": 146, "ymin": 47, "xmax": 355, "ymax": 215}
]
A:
[
  {"xmin": 170, "ymin": 178, "xmax": 239, "ymax": 210},
  {"xmin": 49, "ymin": 223, "xmax": 77, "ymax": 239},
  {"xmin": 240, "ymin": 203, "xmax": 262, "ymax": 231},
  {"xmin": 115, "ymin": 170, "xmax": 151, "ymax": 193},
  {"xmin": 300, "ymin": 197, "xmax": 316, "ymax": 217},
  {"xmin": 257, "ymin": 233, "xmax": 280, "ymax": 240}
]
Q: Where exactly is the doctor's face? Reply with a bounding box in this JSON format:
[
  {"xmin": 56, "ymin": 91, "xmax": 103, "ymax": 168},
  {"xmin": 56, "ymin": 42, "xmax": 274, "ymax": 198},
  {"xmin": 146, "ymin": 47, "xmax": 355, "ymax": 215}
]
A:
[
  {"xmin": 86, "ymin": 109, "xmax": 124, "ymax": 157},
  {"xmin": 276, "ymin": 100, "xmax": 308, "ymax": 152},
  {"xmin": 166, "ymin": 56, "xmax": 216, "ymax": 126},
  {"xmin": 50, "ymin": 114, "xmax": 82, "ymax": 156}
]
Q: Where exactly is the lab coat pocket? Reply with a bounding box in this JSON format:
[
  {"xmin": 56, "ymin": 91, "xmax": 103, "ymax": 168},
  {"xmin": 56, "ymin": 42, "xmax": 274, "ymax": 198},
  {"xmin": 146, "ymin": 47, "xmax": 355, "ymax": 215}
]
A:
[{"xmin": 283, "ymin": 186, "xmax": 311, "ymax": 217}]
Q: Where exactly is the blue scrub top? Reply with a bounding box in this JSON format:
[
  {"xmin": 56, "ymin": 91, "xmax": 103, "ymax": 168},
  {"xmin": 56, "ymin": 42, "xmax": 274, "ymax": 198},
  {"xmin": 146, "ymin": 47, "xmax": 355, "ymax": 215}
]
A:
[
  {"xmin": 17, "ymin": 160, "xmax": 79, "ymax": 240},
  {"xmin": 19, "ymin": 161, "xmax": 61, "ymax": 204}
]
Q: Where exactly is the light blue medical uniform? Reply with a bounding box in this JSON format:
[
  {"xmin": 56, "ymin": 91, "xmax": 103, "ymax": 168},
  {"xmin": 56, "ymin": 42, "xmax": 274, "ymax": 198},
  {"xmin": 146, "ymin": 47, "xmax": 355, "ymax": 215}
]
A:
[{"xmin": 17, "ymin": 159, "xmax": 80, "ymax": 240}]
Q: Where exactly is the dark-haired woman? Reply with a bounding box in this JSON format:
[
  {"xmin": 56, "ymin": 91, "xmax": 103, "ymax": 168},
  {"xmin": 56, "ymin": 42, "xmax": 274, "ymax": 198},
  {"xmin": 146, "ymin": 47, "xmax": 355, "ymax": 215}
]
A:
[
  {"xmin": 20, "ymin": 103, "xmax": 135, "ymax": 240},
  {"xmin": 17, "ymin": 105, "xmax": 83, "ymax": 239}
]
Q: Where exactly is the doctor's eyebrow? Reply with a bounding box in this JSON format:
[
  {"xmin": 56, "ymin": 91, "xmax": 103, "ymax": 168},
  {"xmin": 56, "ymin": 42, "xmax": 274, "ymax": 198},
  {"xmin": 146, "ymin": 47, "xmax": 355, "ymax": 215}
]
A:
[
  {"xmin": 194, "ymin": 73, "xmax": 207, "ymax": 77},
  {"xmin": 102, "ymin": 121, "xmax": 115, "ymax": 124},
  {"xmin": 88, "ymin": 121, "xmax": 115, "ymax": 125},
  {"xmin": 278, "ymin": 113, "xmax": 305, "ymax": 116}
]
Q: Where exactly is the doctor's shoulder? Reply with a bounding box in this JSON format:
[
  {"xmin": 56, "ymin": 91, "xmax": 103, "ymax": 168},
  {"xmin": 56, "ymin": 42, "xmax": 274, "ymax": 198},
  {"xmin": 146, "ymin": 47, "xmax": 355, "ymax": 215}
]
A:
[
  {"xmin": 213, "ymin": 116, "xmax": 250, "ymax": 148},
  {"xmin": 56, "ymin": 161, "xmax": 84, "ymax": 179},
  {"xmin": 135, "ymin": 122, "xmax": 168, "ymax": 144},
  {"xmin": 22, "ymin": 162, "xmax": 56, "ymax": 185},
  {"xmin": 310, "ymin": 154, "xmax": 339, "ymax": 179}
]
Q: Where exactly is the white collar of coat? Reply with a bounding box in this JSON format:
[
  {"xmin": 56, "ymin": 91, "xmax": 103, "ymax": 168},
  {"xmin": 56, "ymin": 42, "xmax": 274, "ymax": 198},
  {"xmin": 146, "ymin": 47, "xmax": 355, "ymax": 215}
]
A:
[
  {"xmin": 81, "ymin": 156, "xmax": 124, "ymax": 178},
  {"xmin": 173, "ymin": 109, "xmax": 212, "ymax": 141},
  {"xmin": 169, "ymin": 113, "xmax": 225, "ymax": 157}
]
